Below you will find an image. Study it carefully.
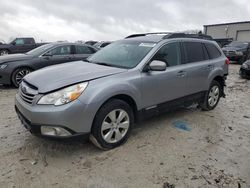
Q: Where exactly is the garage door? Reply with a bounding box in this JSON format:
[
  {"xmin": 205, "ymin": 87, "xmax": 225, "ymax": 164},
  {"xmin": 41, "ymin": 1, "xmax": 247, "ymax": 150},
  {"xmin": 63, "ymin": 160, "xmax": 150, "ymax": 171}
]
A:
[{"xmin": 237, "ymin": 30, "xmax": 250, "ymax": 42}]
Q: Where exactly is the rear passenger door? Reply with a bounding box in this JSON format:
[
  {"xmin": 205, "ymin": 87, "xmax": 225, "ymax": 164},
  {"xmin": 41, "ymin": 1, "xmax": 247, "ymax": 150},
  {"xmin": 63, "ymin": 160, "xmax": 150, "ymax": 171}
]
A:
[
  {"xmin": 141, "ymin": 42, "xmax": 188, "ymax": 108},
  {"xmin": 73, "ymin": 45, "xmax": 97, "ymax": 61},
  {"xmin": 182, "ymin": 41, "xmax": 213, "ymax": 95}
]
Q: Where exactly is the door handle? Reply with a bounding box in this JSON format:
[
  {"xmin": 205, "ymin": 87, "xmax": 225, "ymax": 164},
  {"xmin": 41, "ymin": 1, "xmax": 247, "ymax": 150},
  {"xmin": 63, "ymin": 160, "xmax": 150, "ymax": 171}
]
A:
[{"xmin": 176, "ymin": 71, "xmax": 186, "ymax": 77}]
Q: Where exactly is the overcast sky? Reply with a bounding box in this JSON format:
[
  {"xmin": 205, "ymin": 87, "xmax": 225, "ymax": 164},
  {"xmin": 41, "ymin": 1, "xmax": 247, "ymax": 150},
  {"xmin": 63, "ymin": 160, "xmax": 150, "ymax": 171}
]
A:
[{"xmin": 0, "ymin": 0, "xmax": 249, "ymax": 42}]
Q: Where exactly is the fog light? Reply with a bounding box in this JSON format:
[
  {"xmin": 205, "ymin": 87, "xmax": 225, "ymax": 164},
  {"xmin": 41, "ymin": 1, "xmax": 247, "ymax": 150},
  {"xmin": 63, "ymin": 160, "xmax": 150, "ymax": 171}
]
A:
[{"xmin": 41, "ymin": 126, "xmax": 72, "ymax": 137}]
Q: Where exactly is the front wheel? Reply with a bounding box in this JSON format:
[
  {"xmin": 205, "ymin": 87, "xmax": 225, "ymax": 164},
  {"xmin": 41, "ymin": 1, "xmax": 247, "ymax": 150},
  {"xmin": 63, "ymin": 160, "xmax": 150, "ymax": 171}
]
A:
[
  {"xmin": 90, "ymin": 99, "xmax": 134, "ymax": 150},
  {"xmin": 200, "ymin": 80, "xmax": 222, "ymax": 111},
  {"xmin": 0, "ymin": 50, "xmax": 9, "ymax": 56},
  {"xmin": 11, "ymin": 67, "xmax": 32, "ymax": 87}
]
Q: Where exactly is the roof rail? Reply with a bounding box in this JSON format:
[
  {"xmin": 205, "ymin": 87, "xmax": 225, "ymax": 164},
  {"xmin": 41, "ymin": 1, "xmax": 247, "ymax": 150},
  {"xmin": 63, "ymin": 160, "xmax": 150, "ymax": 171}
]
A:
[
  {"xmin": 125, "ymin": 32, "xmax": 213, "ymax": 40},
  {"xmin": 163, "ymin": 33, "xmax": 213, "ymax": 40},
  {"xmin": 125, "ymin": 32, "xmax": 171, "ymax": 39}
]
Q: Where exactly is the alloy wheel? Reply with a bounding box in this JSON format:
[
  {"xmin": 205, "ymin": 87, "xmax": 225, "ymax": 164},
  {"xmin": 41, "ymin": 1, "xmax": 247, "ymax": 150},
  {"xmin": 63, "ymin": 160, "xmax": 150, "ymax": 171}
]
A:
[
  {"xmin": 208, "ymin": 85, "xmax": 219, "ymax": 107},
  {"xmin": 0, "ymin": 50, "xmax": 8, "ymax": 56},
  {"xmin": 101, "ymin": 109, "xmax": 130, "ymax": 144},
  {"xmin": 15, "ymin": 69, "xmax": 31, "ymax": 85}
]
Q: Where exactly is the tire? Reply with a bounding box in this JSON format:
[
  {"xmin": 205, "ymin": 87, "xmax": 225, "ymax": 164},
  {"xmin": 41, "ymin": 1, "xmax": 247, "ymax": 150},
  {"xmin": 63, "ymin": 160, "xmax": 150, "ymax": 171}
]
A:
[
  {"xmin": 11, "ymin": 67, "xmax": 32, "ymax": 87},
  {"xmin": 200, "ymin": 80, "xmax": 222, "ymax": 111},
  {"xmin": 90, "ymin": 99, "xmax": 134, "ymax": 150},
  {"xmin": 0, "ymin": 49, "xmax": 9, "ymax": 56}
]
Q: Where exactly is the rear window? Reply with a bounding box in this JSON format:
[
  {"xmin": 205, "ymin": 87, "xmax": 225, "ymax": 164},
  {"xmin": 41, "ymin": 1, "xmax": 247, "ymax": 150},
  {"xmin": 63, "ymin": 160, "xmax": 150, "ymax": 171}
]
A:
[
  {"xmin": 75, "ymin": 45, "xmax": 93, "ymax": 54},
  {"xmin": 183, "ymin": 42, "xmax": 206, "ymax": 63},
  {"xmin": 205, "ymin": 43, "xmax": 221, "ymax": 59}
]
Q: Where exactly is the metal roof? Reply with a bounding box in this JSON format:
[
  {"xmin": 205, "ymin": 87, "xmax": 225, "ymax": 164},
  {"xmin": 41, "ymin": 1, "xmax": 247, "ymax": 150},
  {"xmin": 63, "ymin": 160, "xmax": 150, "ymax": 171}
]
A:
[{"xmin": 204, "ymin": 21, "xmax": 250, "ymax": 27}]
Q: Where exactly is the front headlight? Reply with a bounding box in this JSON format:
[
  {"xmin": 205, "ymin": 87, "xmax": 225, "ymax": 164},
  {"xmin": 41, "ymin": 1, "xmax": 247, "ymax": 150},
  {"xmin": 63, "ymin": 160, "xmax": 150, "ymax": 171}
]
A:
[
  {"xmin": 0, "ymin": 64, "xmax": 7, "ymax": 69},
  {"xmin": 38, "ymin": 82, "xmax": 88, "ymax": 106},
  {"xmin": 235, "ymin": 51, "xmax": 243, "ymax": 56},
  {"xmin": 242, "ymin": 63, "xmax": 248, "ymax": 69}
]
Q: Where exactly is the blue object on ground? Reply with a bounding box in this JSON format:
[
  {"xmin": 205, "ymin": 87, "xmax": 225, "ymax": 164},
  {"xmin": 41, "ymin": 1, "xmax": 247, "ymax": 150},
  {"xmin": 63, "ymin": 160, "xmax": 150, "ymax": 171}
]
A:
[{"xmin": 172, "ymin": 120, "xmax": 191, "ymax": 131}]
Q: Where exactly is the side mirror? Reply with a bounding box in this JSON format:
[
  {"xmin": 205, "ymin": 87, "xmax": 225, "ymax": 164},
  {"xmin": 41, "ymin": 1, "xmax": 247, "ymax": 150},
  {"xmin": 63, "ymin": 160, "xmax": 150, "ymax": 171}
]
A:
[
  {"xmin": 148, "ymin": 60, "xmax": 167, "ymax": 71},
  {"xmin": 12, "ymin": 41, "xmax": 16, "ymax": 45},
  {"xmin": 43, "ymin": 51, "xmax": 53, "ymax": 57}
]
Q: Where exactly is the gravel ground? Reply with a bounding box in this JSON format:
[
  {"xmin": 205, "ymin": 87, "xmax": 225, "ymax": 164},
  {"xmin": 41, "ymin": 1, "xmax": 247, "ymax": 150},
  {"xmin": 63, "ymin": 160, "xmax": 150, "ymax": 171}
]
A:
[{"xmin": 0, "ymin": 64, "xmax": 249, "ymax": 188}]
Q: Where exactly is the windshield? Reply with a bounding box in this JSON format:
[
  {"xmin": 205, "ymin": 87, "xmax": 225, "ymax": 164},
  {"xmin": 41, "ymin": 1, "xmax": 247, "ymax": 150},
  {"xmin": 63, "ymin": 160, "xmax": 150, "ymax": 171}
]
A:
[
  {"xmin": 26, "ymin": 44, "xmax": 54, "ymax": 56},
  {"xmin": 88, "ymin": 41, "xmax": 155, "ymax": 69},
  {"xmin": 226, "ymin": 41, "xmax": 248, "ymax": 48}
]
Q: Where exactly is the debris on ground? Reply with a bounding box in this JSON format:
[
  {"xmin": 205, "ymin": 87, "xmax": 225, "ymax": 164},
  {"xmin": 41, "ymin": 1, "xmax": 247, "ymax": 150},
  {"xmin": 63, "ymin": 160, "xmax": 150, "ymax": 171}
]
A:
[{"xmin": 172, "ymin": 120, "xmax": 191, "ymax": 131}]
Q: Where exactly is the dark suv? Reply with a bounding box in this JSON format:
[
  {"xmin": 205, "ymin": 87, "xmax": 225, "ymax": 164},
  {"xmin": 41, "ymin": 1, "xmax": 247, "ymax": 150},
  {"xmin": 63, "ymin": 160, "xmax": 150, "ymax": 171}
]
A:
[{"xmin": 222, "ymin": 41, "xmax": 250, "ymax": 64}]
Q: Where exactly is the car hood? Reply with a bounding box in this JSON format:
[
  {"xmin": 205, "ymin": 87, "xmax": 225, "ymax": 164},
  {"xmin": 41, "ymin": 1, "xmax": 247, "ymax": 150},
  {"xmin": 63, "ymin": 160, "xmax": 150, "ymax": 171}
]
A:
[
  {"xmin": 0, "ymin": 54, "xmax": 33, "ymax": 64},
  {"xmin": 24, "ymin": 61, "xmax": 127, "ymax": 93}
]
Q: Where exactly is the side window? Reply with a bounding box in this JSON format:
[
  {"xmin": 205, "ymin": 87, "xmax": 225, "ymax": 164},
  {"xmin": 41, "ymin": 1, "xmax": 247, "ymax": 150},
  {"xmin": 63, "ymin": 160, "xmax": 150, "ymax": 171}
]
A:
[
  {"xmin": 75, "ymin": 45, "xmax": 93, "ymax": 54},
  {"xmin": 15, "ymin": 39, "xmax": 25, "ymax": 45},
  {"xmin": 183, "ymin": 42, "xmax": 205, "ymax": 63},
  {"xmin": 205, "ymin": 43, "xmax": 221, "ymax": 59},
  {"xmin": 101, "ymin": 43, "xmax": 110, "ymax": 48},
  {"xmin": 49, "ymin": 46, "xmax": 71, "ymax": 55},
  {"xmin": 151, "ymin": 42, "xmax": 181, "ymax": 67},
  {"xmin": 24, "ymin": 38, "xmax": 34, "ymax": 44},
  {"xmin": 88, "ymin": 47, "xmax": 96, "ymax": 53}
]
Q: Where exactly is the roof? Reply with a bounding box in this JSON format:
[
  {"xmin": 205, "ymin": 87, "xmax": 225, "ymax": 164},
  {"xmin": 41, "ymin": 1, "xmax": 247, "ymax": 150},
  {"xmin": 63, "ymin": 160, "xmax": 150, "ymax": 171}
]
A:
[
  {"xmin": 124, "ymin": 33, "xmax": 213, "ymax": 43},
  {"xmin": 204, "ymin": 21, "xmax": 250, "ymax": 27}
]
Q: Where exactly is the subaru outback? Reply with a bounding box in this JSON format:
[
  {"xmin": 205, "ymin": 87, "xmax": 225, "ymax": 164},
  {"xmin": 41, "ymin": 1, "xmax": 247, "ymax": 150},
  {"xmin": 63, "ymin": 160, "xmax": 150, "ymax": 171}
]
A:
[{"xmin": 15, "ymin": 33, "xmax": 229, "ymax": 149}]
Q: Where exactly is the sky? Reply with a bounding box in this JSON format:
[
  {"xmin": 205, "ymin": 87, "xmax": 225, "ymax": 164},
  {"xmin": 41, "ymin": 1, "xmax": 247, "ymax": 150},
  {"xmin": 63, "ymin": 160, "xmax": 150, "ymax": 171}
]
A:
[{"xmin": 0, "ymin": 0, "xmax": 250, "ymax": 43}]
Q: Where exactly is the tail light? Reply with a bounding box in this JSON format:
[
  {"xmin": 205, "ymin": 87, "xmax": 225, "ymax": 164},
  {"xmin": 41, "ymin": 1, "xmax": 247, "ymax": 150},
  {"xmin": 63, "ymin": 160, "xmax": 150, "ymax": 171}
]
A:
[{"xmin": 225, "ymin": 58, "xmax": 230, "ymax": 65}]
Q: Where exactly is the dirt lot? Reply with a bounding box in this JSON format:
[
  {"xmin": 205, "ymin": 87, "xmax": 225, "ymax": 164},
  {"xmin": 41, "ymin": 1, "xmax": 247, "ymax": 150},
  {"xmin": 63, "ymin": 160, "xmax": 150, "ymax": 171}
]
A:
[{"xmin": 0, "ymin": 64, "xmax": 249, "ymax": 188}]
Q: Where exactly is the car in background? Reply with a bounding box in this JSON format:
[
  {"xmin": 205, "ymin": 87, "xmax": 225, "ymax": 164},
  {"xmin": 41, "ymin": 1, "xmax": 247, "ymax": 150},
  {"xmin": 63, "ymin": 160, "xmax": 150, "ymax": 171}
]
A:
[
  {"xmin": 85, "ymin": 40, "xmax": 98, "ymax": 46},
  {"xmin": 0, "ymin": 37, "xmax": 47, "ymax": 56},
  {"xmin": 239, "ymin": 60, "xmax": 250, "ymax": 78},
  {"xmin": 222, "ymin": 41, "xmax": 250, "ymax": 64},
  {"xmin": 94, "ymin": 41, "xmax": 112, "ymax": 49},
  {"xmin": 15, "ymin": 32, "xmax": 228, "ymax": 149},
  {"xmin": 0, "ymin": 42, "xmax": 98, "ymax": 87}
]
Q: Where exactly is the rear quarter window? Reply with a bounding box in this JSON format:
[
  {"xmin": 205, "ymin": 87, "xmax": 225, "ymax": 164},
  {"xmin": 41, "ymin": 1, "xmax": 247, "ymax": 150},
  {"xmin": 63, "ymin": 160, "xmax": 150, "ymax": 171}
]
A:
[{"xmin": 205, "ymin": 43, "xmax": 221, "ymax": 59}]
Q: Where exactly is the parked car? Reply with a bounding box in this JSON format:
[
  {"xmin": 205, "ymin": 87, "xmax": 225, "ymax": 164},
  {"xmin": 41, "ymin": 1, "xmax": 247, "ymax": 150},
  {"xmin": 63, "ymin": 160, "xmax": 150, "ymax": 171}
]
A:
[
  {"xmin": 85, "ymin": 41, "xmax": 98, "ymax": 46},
  {"xmin": 222, "ymin": 41, "xmax": 250, "ymax": 64},
  {"xmin": 15, "ymin": 33, "xmax": 229, "ymax": 150},
  {"xmin": 0, "ymin": 37, "xmax": 47, "ymax": 56},
  {"xmin": 93, "ymin": 41, "xmax": 112, "ymax": 49},
  {"xmin": 0, "ymin": 42, "xmax": 98, "ymax": 87},
  {"xmin": 239, "ymin": 60, "xmax": 250, "ymax": 78}
]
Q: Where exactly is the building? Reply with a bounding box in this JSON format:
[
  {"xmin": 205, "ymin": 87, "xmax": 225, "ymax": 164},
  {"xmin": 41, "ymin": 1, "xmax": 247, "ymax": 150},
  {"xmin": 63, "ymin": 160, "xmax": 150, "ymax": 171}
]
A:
[{"xmin": 204, "ymin": 21, "xmax": 250, "ymax": 46}]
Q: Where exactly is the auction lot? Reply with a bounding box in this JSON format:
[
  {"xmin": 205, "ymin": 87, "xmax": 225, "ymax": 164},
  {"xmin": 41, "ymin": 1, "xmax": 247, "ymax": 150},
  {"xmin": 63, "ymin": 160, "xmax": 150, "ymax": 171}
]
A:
[{"xmin": 0, "ymin": 65, "xmax": 249, "ymax": 188}]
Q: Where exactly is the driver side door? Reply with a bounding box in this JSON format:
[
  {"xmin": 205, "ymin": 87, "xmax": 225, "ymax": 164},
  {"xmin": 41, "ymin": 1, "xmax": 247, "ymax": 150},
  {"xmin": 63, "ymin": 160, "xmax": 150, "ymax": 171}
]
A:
[
  {"xmin": 39, "ymin": 45, "xmax": 74, "ymax": 68},
  {"xmin": 141, "ymin": 42, "xmax": 188, "ymax": 109}
]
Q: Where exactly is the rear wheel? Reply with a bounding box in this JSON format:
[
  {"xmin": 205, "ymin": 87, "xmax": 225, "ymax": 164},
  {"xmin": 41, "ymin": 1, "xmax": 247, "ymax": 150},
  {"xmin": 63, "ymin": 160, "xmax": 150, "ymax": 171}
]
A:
[
  {"xmin": 0, "ymin": 49, "xmax": 9, "ymax": 56},
  {"xmin": 200, "ymin": 80, "xmax": 221, "ymax": 111},
  {"xmin": 11, "ymin": 67, "xmax": 32, "ymax": 87},
  {"xmin": 90, "ymin": 99, "xmax": 134, "ymax": 150}
]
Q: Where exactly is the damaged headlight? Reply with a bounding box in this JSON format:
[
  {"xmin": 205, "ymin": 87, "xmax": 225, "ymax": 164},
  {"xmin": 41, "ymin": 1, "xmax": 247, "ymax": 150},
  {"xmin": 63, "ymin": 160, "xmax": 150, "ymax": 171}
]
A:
[
  {"xmin": 0, "ymin": 64, "xmax": 7, "ymax": 69},
  {"xmin": 38, "ymin": 82, "xmax": 88, "ymax": 106}
]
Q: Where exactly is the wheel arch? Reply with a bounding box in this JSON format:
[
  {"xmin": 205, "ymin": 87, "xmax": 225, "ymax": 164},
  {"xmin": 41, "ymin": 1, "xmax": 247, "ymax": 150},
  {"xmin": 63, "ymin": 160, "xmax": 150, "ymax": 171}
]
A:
[
  {"xmin": 211, "ymin": 75, "xmax": 226, "ymax": 97},
  {"xmin": 92, "ymin": 93, "xmax": 139, "ymax": 126}
]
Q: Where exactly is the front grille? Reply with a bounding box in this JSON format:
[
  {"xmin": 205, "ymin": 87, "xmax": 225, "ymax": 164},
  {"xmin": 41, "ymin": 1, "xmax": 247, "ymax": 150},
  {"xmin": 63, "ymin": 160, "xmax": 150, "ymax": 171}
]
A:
[
  {"xmin": 19, "ymin": 82, "xmax": 38, "ymax": 104},
  {"xmin": 19, "ymin": 89, "xmax": 35, "ymax": 104}
]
